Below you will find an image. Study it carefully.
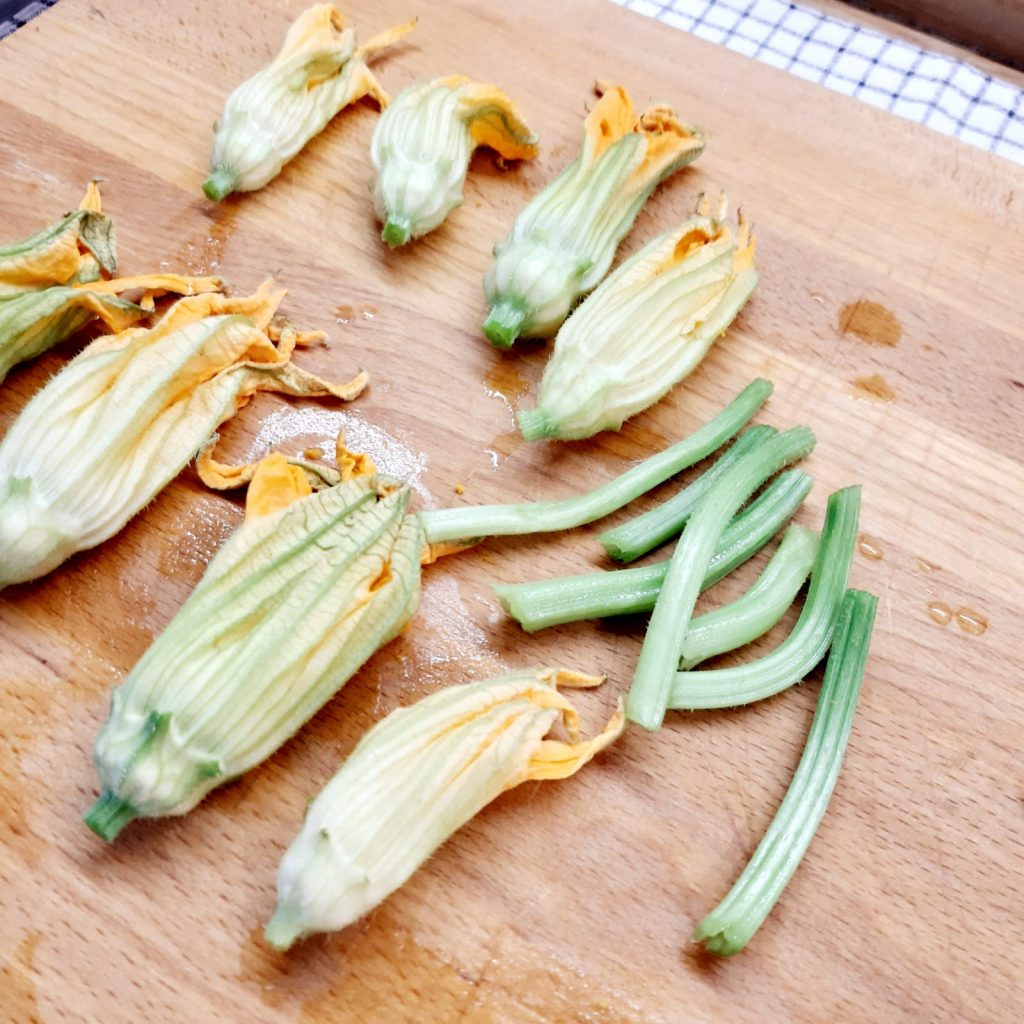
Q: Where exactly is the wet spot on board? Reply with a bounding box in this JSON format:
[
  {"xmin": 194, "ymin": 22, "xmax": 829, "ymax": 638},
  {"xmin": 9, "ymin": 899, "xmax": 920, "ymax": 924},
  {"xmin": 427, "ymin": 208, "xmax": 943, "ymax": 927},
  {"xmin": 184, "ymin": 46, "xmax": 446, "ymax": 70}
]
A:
[
  {"xmin": 484, "ymin": 431, "xmax": 524, "ymax": 468},
  {"xmin": 856, "ymin": 534, "xmax": 884, "ymax": 560},
  {"xmin": 837, "ymin": 300, "xmax": 902, "ymax": 347},
  {"xmin": 955, "ymin": 608, "xmax": 988, "ymax": 636},
  {"xmin": 484, "ymin": 360, "xmax": 530, "ymax": 412},
  {"xmin": 850, "ymin": 374, "xmax": 896, "ymax": 403}
]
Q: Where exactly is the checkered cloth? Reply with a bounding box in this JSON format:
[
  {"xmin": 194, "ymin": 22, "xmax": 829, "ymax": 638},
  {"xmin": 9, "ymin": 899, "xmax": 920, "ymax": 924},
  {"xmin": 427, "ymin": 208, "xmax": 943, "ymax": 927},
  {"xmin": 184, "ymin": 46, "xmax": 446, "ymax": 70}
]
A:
[
  {"xmin": 0, "ymin": 0, "xmax": 51, "ymax": 38},
  {"xmin": 612, "ymin": 0, "xmax": 1024, "ymax": 164},
  {"xmin": 3, "ymin": 0, "xmax": 1022, "ymax": 164}
]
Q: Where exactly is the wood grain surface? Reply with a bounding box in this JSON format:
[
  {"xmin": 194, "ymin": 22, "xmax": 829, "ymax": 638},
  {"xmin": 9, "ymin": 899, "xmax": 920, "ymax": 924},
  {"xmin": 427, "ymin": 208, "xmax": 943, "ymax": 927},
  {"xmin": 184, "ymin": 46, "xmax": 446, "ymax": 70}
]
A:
[{"xmin": 1, "ymin": 1, "xmax": 1022, "ymax": 1021}]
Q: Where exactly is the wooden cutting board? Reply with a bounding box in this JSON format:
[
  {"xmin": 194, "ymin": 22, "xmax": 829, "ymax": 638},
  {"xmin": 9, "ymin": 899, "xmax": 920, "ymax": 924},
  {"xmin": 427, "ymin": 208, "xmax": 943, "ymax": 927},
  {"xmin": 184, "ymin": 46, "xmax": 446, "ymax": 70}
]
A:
[{"xmin": 1, "ymin": 1, "xmax": 1022, "ymax": 1021}]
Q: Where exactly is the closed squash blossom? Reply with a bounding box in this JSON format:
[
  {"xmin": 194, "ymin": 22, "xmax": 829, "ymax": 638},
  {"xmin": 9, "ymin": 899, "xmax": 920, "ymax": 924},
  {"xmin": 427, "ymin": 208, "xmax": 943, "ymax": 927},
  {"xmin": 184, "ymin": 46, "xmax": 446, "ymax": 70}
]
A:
[
  {"xmin": 204, "ymin": 4, "xmax": 415, "ymax": 201},
  {"xmin": 517, "ymin": 195, "xmax": 757, "ymax": 441},
  {"xmin": 265, "ymin": 667, "xmax": 624, "ymax": 949},
  {"xmin": 85, "ymin": 452, "xmax": 422, "ymax": 841},
  {"xmin": 483, "ymin": 83, "xmax": 704, "ymax": 348},
  {"xmin": 0, "ymin": 281, "xmax": 366, "ymax": 587},
  {"xmin": 371, "ymin": 76, "xmax": 539, "ymax": 246}
]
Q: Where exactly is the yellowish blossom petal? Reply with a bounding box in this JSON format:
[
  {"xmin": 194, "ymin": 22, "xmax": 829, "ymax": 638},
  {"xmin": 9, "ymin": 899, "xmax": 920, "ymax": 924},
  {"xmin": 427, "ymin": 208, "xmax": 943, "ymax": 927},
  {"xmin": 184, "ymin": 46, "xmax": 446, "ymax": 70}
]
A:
[
  {"xmin": 0, "ymin": 181, "xmax": 116, "ymax": 297},
  {"xmin": 0, "ymin": 273, "xmax": 222, "ymax": 385}
]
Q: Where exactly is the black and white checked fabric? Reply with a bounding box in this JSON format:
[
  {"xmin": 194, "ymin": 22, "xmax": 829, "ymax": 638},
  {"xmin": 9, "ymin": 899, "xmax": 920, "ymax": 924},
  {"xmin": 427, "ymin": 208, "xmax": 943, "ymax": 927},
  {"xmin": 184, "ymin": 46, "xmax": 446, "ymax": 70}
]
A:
[
  {"xmin": 2, "ymin": 0, "xmax": 1022, "ymax": 165},
  {"xmin": 0, "ymin": 0, "xmax": 55, "ymax": 39},
  {"xmin": 612, "ymin": 0, "xmax": 1024, "ymax": 165}
]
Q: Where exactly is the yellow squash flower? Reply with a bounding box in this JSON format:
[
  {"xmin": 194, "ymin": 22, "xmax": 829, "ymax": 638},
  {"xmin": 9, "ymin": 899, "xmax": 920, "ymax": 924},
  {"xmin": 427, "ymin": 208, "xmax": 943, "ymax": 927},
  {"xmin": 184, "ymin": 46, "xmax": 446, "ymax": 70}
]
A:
[
  {"xmin": 265, "ymin": 668, "xmax": 624, "ymax": 949},
  {"xmin": 371, "ymin": 76, "xmax": 539, "ymax": 246},
  {"xmin": 0, "ymin": 273, "xmax": 221, "ymax": 385},
  {"xmin": 483, "ymin": 83, "xmax": 705, "ymax": 347},
  {"xmin": 0, "ymin": 281, "xmax": 367, "ymax": 586},
  {"xmin": 517, "ymin": 196, "xmax": 758, "ymax": 441},
  {"xmin": 85, "ymin": 450, "xmax": 422, "ymax": 841},
  {"xmin": 0, "ymin": 181, "xmax": 116, "ymax": 298},
  {"xmin": 204, "ymin": 4, "xmax": 415, "ymax": 200}
]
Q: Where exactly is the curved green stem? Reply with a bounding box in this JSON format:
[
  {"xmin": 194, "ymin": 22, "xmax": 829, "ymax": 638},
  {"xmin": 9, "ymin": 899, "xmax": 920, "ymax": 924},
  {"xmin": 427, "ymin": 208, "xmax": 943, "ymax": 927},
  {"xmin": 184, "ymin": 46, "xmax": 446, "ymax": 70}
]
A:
[
  {"xmin": 599, "ymin": 424, "xmax": 776, "ymax": 563},
  {"xmin": 680, "ymin": 524, "xmax": 819, "ymax": 669},
  {"xmin": 670, "ymin": 485, "xmax": 861, "ymax": 710},
  {"xmin": 627, "ymin": 427, "xmax": 816, "ymax": 730},
  {"xmin": 694, "ymin": 589, "xmax": 877, "ymax": 956},
  {"xmin": 494, "ymin": 469, "xmax": 813, "ymax": 631},
  {"xmin": 419, "ymin": 379, "xmax": 773, "ymax": 544}
]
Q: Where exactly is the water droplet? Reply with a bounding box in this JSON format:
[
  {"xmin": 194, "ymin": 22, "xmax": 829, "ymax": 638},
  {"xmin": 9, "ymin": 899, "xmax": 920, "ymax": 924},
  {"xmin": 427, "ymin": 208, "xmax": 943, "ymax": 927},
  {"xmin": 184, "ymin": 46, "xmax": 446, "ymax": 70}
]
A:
[
  {"xmin": 857, "ymin": 534, "xmax": 884, "ymax": 560},
  {"xmin": 850, "ymin": 374, "xmax": 896, "ymax": 403},
  {"xmin": 483, "ymin": 360, "xmax": 530, "ymax": 421},
  {"xmin": 927, "ymin": 601, "xmax": 952, "ymax": 626},
  {"xmin": 359, "ymin": 305, "xmax": 378, "ymax": 320},
  {"xmin": 914, "ymin": 557, "xmax": 937, "ymax": 573},
  {"xmin": 955, "ymin": 608, "xmax": 988, "ymax": 636},
  {"xmin": 334, "ymin": 303, "xmax": 356, "ymax": 324}
]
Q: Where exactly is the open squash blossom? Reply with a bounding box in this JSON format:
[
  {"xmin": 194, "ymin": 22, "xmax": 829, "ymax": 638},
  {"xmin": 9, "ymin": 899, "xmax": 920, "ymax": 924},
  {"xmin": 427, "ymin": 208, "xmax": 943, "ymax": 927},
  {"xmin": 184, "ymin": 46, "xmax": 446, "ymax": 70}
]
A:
[
  {"xmin": 85, "ymin": 451, "xmax": 422, "ymax": 842},
  {"xmin": 371, "ymin": 76, "xmax": 539, "ymax": 246},
  {"xmin": 203, "ymin": 4, "xmax": 415, "ymax": 201},
  {"xmin": 517, "ymin": 195, "xmax": 757, "ymax": 441},
  {"xmin": 0, "ymin": 281, "xmax": 367, "ymax": 587},
  {"xmin": 0, "ymin": 273, "xmax": 222, "ymax": 385},
  {"xmin": 0, "ymin": 181, "xmax": 116, "ymax": 299},
  {"xmin": 483, "ymin": 83, "xmax": 704, "ymax": 348},
  {"xmin": 265, "ymin": 668, "xmax": 624, "ymax": 949}
]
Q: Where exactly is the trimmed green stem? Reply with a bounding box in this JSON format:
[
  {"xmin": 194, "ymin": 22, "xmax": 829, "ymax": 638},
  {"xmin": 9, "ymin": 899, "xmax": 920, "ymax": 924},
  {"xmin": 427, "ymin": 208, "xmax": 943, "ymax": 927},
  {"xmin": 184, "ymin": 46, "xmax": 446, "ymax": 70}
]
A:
[
  {"xmin": 670, "ymin": 485, "xmax": 861, "ymax": 710},
  {"xmin": 680, "ymin": 524, "xmax": 819, "ymax": 669},
  {"xmin": 419, "ymin": 379, "xmax": 773, "ymax": 544},
  {"xmin": 494, "ymin": 469, "xmax": 813, "ymax": 631},
  {"xmin": 382, "ymin": 217, "xmax": 412, "ymax": 247},
  {"xmin": 693, "ymin": 588, "xmax": 877, "ymax": 955},
  {"xmin": 483, "ymin": 301, "xmax": 528, "ymax": 349},
  {"xmin": 599, "ymin": 424, "xmax": 777, "ymax": 563},
  {"xmin": 627, "ymin": 427, "xmax": 816, "ymax": 730},
  {"xmin": 202, "ymin": 166, "xmax": 236, "ymax": 202},
  {"xmin": 84, "ymin": 791, "xmax": 138, "ymax": 842},
  {"xmin": 264, "ymin": 908, "xmax": 304, "ymax": 952}
]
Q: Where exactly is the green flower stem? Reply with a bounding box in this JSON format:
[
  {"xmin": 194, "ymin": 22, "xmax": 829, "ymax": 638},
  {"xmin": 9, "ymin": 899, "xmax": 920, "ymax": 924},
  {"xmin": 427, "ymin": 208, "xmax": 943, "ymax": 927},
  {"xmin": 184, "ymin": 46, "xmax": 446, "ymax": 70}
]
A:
[
  {"xmin": 483, "ymin": 301, "xmax": 528, "ymax": 349},
  {"xmin": 599, "ymin": 424, "xmax": 776, "ymax": 563},
  {"xmin": 680, "ymin": 524, "xmax": 818, "ymax": 669},
  {"xmin": 693, "ymin": 588, "xmax": 877, "ymax": 956},
  {"xmin": 669, "ymin": 485, "xmax": 860, "ymax": 710},
  {"xmin": 627, "ymin": 427, "xmax": 816, "ymax": 730},
  {"xmin": 494, "ymin": 469, "xmax": 813, "ymax": 632},
  {"xmin": 84, "ymin": 791, "xmax": 138, "ymax": 842},
  {"xmin": 202, "ymin": 166, "xmax": 237, "ymax": 202},
  {"xmin": 419, "ymin": 379, "xmax": 772, "ymax": 544}
]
